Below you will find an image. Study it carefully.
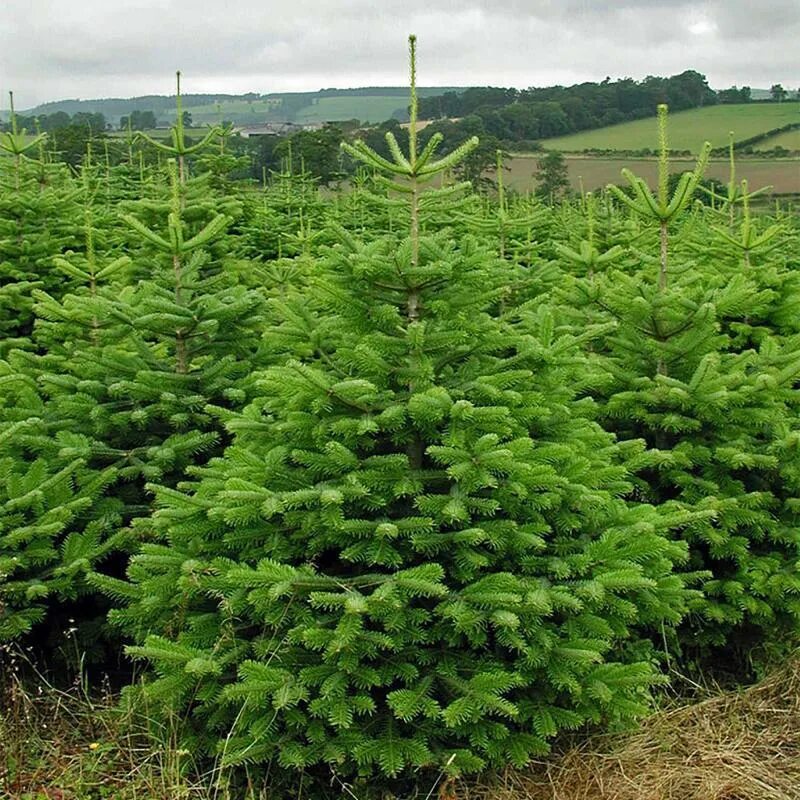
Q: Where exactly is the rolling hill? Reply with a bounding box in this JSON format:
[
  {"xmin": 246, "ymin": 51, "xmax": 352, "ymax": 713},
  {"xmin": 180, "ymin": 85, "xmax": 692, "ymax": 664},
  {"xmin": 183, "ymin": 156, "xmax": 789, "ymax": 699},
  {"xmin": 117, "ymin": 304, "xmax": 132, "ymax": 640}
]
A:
[{"xmin": 14, "ymin": 87, "xmax": 467, "ymax": 127}]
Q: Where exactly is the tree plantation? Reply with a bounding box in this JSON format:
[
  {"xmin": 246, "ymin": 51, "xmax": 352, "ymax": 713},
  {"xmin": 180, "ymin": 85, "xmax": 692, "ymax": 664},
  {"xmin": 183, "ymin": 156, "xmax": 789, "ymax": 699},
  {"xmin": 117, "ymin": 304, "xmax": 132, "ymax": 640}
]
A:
[{"xmin": 1, "ymin": 37, "xmax": 799, "ymax": 798}]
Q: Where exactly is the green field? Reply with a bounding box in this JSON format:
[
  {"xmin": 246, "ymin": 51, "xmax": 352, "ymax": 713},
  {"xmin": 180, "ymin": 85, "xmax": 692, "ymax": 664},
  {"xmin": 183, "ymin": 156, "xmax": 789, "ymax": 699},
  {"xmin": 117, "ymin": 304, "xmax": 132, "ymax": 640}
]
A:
[
  {"xmin": 174, "ymin": 95, "xmax": 408, "ymax": 124},
  {"xmin": 294, "ymin": 95, "xmax": 408, "ymax": 123},
  {"xmin": 543, "ymin": 103, "xmax": 800, "ymax": 153},
  {"xmin": 178, "ymin": 99, "xmax": 281, "ymax": 125},
  {"xmin": 151, "ymin": 95, "xmax": 412, "ymax": 126},
  {"xmin": 755, "ymin": 128, "xmax": 800, "ymax": 151}
]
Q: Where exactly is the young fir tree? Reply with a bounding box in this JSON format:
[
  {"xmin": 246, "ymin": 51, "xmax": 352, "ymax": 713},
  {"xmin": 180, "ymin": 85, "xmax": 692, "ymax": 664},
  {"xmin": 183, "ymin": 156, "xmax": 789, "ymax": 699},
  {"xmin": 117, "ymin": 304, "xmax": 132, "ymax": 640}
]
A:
[
  {"xmin": 135, "ymin": 72, "xmax": 224, "ymax": 186},
  {"xmin": 2, "ymin": 141, "xmax": 265, "ymax": 644},
  {"xmin": 685, "ymin": 175, "xmax": 800, "ymax": 351},
  {"xmin": 567, "ymin": 107, "xmax": 800, "ymax": 665},
  {"xmin": 238, "ymin": 143, "xmax": 335, "ymax": 266},
  {"xmin": 114, "ymin": 38, "xmax": 694, "ymax": 788},
  {"xmin": 331, "ymin": 166, "xmax": 399, "ymax": 239},
  {"xmin": 0, "ymin": 94, "xmax": 82, "ymax": 354},
  {"xmin": 454, "ymin": 150, "xmax": 555, "ymax": 272},
  {"xmin": 0, "ymin": 359, "xmax": 121, "ymax": 641},
  {"xmin": 0, "ymin": 153, "xmax": 135, "ymax": 642}
]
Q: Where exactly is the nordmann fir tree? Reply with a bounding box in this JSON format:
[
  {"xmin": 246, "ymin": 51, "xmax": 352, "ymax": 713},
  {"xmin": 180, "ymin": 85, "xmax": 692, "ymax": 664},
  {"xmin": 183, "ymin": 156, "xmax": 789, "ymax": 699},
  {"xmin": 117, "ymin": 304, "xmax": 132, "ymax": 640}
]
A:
[
  {"xmin": 136, "ymin": 71, "xmax": 223, "ymax": 185},
  {"xmin": 0, "ymin": 92, "xmax": 47, "ymax": 188},
  {"xmin": 555, "ymin": 191, "xmax": 626, "ymax": 282},
  {"xmin": 195, "ymin": 122, "xmax": 251, "ymax": 193},
  {"xmin": 0, "ymin": 359, "xmax": 119, "ymax": 641},
  {"xmin": 237, "ymin": 142, "xmax": 333, "ymax": 274},
  {"xmin": 31, "ymin": 149, "xmax": 134, "ymax": 352},
  {"xmin": 331, "ymin": 166, "xmax": 400, "ymax": 240},
  {"xmin": 0, "ymin": 154, "xmax": 133, "ymax": 643},
  {"xmin": 685, "ymin": 177, "xmax": 799, "ymax": 352},
  {"xmin": 39, "ymin": 154, "xmax": 263, "ymax": 506},
  {"xmin": 0, "ymin": 93, "xmax": 82, "ymax": 354},
  {"xmin": 115, "ymin": 37, "xmax": 695, "ymax": 789},
  {"xmin": 702, "ymin": 133, "xmax": 773, "ymax": 227},
  {"xmin": 569, "ymin": 108, "xmax": 800, "ymax": 665},
  {"xmin": 454, "ymin": 150, "xmax": 554, "ymax": 275},
  {"xmin": 676, "ymin": 134, "xmax": 797, "ymax": 353},
  {"xmin": 607, "ymin": 105, "xmax": 712, "ymax": 342},
  {"xmin": 2, "ymin": 147, "xmax": 264, "ymax": 644}
]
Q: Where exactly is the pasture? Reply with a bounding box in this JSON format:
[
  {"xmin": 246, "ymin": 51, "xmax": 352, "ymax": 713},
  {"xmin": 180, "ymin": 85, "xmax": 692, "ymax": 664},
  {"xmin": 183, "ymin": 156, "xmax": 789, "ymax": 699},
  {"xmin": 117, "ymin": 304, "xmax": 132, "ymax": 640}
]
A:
[
  {"xmin": 542, "ymin": 102, "xmax": 800, "ymax": 152},
  {"xmin": 294, "ymin": 95, "xmax": 406, "ymax": 123},
  {"xmin": 754, "ymin": 127, "xmax": 800, "ymax": 151}
]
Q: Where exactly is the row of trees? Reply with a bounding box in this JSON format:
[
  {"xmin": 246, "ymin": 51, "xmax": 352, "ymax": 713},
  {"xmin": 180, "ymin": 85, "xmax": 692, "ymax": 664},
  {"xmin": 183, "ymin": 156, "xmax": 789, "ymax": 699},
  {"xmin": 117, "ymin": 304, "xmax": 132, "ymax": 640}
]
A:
[
  {"xmin": 416, "ymin": 75, "xmax": 799, "ymax": 147},
  {"xmin": 769, "ymin": 84, "xmax": 793, "ymax": 103},
  {"xmin": 716, "ymin": 84, "xmax": 799, "ymax": 103},
  {"xmin": 119, "ymin": 109, "xmax": 193, "ymax": 130},
  {"xmin": 0, "ymin": 108, "xmax": 193, "ymax": 137},
  {"xmin": 1, "ymin": 109, "xmax": 108, "ymax": 134},
  {"xmin": 418, "ymin": 71, "xmax": 719, "ymax": 125}
]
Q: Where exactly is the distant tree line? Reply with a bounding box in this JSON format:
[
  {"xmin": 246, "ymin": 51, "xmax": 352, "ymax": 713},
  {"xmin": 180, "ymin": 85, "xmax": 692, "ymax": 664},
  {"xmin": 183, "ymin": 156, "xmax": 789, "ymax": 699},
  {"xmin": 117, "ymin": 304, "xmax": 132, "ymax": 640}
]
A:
[
  {"xmin": 414, "ymin": 73, "xmax": 798, "ymax": 148},
  {"xmin": 420, "ymin": 72, "xmax": 717, "ymax": 122},
  {"xmin": 1, "ymin": 110, "xmax": 108, "ymax": 134},
  {"xmin": 717, "ymin": 86, "xmax": 752, "ymax": 103},
  {"xmin": 119, "ymin": 110, "xmax": 158, "ymax": 130}
]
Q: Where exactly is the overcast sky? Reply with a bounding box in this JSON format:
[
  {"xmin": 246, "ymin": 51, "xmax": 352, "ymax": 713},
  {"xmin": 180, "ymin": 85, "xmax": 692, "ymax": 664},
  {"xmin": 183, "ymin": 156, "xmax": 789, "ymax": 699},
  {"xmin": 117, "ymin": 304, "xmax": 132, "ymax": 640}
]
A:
[{"xmin": 0, "ymin": 0, "xmax": 797, "ymax": 109}]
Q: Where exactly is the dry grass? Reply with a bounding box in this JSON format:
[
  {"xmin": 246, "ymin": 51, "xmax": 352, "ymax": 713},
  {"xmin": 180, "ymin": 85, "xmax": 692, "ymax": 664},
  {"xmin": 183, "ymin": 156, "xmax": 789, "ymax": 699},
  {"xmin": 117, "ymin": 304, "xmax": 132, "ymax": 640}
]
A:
[
  {"xmin": 4, "ymin": 647, "xmax": 800, "ymax": 800},
  {"xmin": 457, "ymin": 658, "xmax": 800, "ymax": 800},
  {"xmin": 0, "ymin": 646, "xmax": 216, "ymax": 800}
]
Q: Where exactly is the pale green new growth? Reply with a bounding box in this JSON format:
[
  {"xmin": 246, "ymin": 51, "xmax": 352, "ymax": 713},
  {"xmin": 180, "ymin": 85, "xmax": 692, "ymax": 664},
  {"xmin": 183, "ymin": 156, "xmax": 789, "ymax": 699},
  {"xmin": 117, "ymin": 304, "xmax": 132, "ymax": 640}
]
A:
[
  {"xmin": 340, "ymin": 35, "xmax": 479, "ymax": 269},
  {"xmin": 136, "ymin": 72, "xmax": 224, "ymax": 182},
  {"xmin": 697, "ymin": 178, "xmax": 784, "ymax": 268},
  {"xmin": 0, "ymin": 92, "xmax": 47, "ymax": 159},
  {"xmin": 341, "ymin": 36, "xmax": 479, "ymax": 185},
  {"xmin": 698, "ymin": 133, "xmax": 773, "ymax": 220},
  {"xmin": 607, "ymin": 113, "xmax": 712, "ymax": 226},
  {"xmin": 120, "ymin": 160, "xmax": 230, "ymax": 257},
  {"xmin": 555, "ymin": 194, "xmax": 624, "ymax": 278},
  {"xmin": 607, "ymin": 104, "xmax": 711, "ymax": 305},
  {"xmin": 0, "ymin": 91, "xmax": 49, "ymax": 188}
]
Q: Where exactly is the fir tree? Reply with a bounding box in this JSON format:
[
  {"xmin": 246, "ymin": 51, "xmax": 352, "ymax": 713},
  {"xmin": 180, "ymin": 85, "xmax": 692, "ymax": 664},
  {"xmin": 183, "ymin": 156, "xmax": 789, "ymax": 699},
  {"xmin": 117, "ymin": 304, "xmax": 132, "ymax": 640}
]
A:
[
  {"xmin": 0, "ymin": 97, "xmax": 82, "ymax": 353},
  {"xmin": 115, "ymin": 37, "xmax": 694, "ymax": 787},
  {"xmin": 0, "ymin": 360, "xmax": 120, "ymax": 641},
  {"xmin": 567, "ymin": 107, "xmax": 800, "ymax": 665},
  {"xmin": 136, "ymin": 72, "xmax": 223, "ymax": 185},
  {"xmin": 3, "ymin": 145, "xmax": 264, "ymax": 643}
]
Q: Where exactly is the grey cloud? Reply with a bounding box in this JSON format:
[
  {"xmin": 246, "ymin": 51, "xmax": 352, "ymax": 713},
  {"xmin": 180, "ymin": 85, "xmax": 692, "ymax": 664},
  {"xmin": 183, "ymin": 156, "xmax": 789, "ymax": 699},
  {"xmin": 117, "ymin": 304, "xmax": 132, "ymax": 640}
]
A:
[{"xmin": 0, "ymin": 0, "xmax": 795, "ymax": 108}]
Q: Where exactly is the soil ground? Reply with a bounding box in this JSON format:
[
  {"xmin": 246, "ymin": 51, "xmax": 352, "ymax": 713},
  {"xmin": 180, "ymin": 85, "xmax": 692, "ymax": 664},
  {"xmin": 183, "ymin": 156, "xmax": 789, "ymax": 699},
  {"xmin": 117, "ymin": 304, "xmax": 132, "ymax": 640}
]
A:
[{"xmin": 507, "ymin": 153, "xmax": 800, "ymax": 195}]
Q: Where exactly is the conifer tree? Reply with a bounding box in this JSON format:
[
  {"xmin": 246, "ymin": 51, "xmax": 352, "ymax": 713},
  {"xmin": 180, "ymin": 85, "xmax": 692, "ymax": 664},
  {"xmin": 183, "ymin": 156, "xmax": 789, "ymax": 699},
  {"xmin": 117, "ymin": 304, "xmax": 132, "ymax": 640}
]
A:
[
  {"xmin": 28, "ymin": 154, "xmax": 263, "ymax": 496},
  {"xmin": 136, "ymin": 72, "xmax": 223, "ymax": 185},
  {"xmin": 115, "ymin": 37, "xmax": 695, "ymax": 787},
  {"xmin": 566, "ymin": 108, "xmax": 800, "ymax": 664},
  {"xmin": 686, "ymin": 171, "xmax": 799, "ymax": 350},
  {"xmin": 0, "ymin": 95, "xmax": 82, "ymax": 353},
  {"xmin": 454, "ymin": 150, "xmax": 554, "ymax": 272},
  {"xmin": 3, "ymin": 140, "xmax": 264, "ymax": 642},
  {"xmin": 0, "ymin": 360, "xmax": 120, "ymax": 641}
]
